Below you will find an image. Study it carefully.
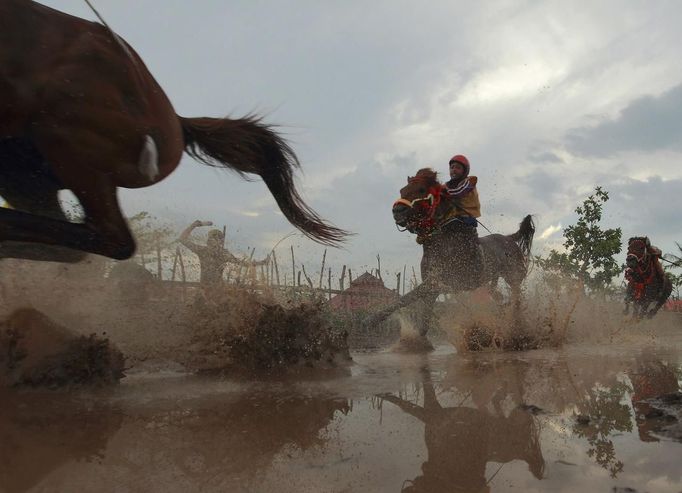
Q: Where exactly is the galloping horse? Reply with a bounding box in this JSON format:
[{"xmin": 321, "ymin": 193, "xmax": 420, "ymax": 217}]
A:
[
  {"xmin": 0, "ymin": 1, "xmax": 345, "ymax": 263},
  {"xmin": 369, "ymin": 168, "xmax": 535, "ymax": 337},
  {"xmin": 624, "ymin": 237, "xmax": 672, "ymax": 319}
]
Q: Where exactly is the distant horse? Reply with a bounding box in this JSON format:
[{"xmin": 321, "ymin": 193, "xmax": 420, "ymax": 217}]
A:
[
  {"xmin": 0, "ymin": 1, "xmax": 345, "ymax": 263},
  {"xmin": 624, "ymin": 237, "xmax": 672, "ymax": 319},
  {"xmin": 369, "ymin": 168, "xmax": 535, "ymax": 337}
]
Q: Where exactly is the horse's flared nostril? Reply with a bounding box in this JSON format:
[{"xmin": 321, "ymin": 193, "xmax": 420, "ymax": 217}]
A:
[{"xmin": 392, "ymin": 204, "xmax": 410, "ymax": 225}]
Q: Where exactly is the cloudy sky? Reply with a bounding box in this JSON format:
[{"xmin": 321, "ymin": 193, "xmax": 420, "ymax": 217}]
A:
[{"xmin": 42, "ymin": 1, "xmax": 682, "ymax": 280}]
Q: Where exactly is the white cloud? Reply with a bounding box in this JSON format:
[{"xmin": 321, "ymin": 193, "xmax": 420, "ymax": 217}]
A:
[{"xmin": 539, "ymin": 224, "xmax": 563, "ymax": 241}]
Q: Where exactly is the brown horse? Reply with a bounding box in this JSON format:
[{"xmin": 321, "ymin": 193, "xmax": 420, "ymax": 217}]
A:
[
  {"xmin": 624, "ymin": 237, "xmax": 672, "ymax": 319},
  {"xmin": 0, "ymin": 1, "xmax": 346, "ymax": 263},
  {"xmin": 368, "ymin": 168, "xmax": 534, "ymax": 337}
]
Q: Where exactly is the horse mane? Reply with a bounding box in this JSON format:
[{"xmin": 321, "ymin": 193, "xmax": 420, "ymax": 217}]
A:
[{"xmin": 408, "ymin": 168, "xmax": 440, "ymax": 186}]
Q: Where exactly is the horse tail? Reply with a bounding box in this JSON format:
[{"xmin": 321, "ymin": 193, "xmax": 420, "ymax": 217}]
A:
[
  {"xmin": 179, "ymin": 115, "xmax": 347, "ymax": 246},
  {"xmin": 510, "ymin": 214, "xmax": 535, "ymax": 260}
]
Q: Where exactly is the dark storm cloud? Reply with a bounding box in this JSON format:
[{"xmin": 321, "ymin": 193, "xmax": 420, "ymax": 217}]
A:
[
  {"xmin": 606, "ymin": 176, "xmax": 682, "ymax": 254},
  {"xmin": 566, "ymin": 83, "xmax": 682, "ymax": 157},
  {"xmin": 514, "ymin": 168, "xmax": 564, "ymax": 204}
]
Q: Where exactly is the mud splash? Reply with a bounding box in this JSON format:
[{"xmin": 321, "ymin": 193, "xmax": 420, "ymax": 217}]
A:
[
  {"xmin": 0, "ymin": 308, "xmax": 124, "ymax": 388},
  {"xmin": 183, "ymin": 288, "xmax": 351, "ymax": 372},
  {"xmin": 435, "ymin": 276, "xmax": 662, "ymax": 353}
]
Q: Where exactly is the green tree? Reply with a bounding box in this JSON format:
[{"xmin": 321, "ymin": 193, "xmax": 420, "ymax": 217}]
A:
[{"xmin": 537, "ymin": 187, "xmax": 622, "ymax": 293}]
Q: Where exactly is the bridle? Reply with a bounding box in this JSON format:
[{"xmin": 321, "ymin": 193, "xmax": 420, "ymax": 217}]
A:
[
  {"xmin": 393, "ymin": 184, "xmax": 443, "ymax": 238},
  {"xmin": 626, "ymin": 238, "xmax": 655, "ymax": 285}
]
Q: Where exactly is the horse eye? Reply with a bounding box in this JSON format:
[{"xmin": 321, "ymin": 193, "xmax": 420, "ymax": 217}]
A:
[{"xmin": 418, "ymin": 187, "xmax": 426, "ymax": 195}]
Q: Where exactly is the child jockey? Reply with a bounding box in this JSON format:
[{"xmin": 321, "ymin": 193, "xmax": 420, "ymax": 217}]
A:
[{"xmin": 443, "ymin": 154, "xmax": 481, "ymax": 227}]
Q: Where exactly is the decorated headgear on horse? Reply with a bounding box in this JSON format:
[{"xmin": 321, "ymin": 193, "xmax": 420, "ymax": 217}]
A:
[
  {"xmin": 393, "ymin": 169, "xmax": 443, "ymax": 238},
  {"xmin": 448, "ymin": 154, "xmax": 470, "ymax": 178},
  {"xmin": 626, "ymin": 236, "xmax": 651, "ymax": 268},
  {"xmin": 628, "ymin": 236, "xmax": 650, "ymax": 253}
]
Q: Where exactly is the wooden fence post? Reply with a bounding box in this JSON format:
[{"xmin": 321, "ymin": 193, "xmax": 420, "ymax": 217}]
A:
[
  {"xmin": 155, "ymin": 235, "xmax": 162, "ymax": 281},
  {"xmin": 272, "ymin": 250, "xmax": 280, "ymax": 286},
  {"xmin": 339, "ymin": 265, "xmax": 346, "ymax": 291},
  {"xmin": 318, "ymin": 248, "xmax": 327, "ymax": 288}
]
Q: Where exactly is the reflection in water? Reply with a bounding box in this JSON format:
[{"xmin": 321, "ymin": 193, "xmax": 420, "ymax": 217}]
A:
[
  {"xmin": 571, "ymin": 380, "xmax": 633, "ymax": 478},
  {"xmin": 1, "ymin": 347, "xmax": 681, "ymax": 492},
  {"xmin": 116, "ymin": 391, "xmax": 351, "ymax": 491},
  {"xmin": 0, "ymin": 385, "xmax": 351, "ymax": 492},
  {"xmin": 380, "ymin": 368, "xmax": 544, "ymax": 493},
  {"xmin": 0, "ymin": 391, "xmax": 124, "ymax": 493},
  {"xmin": 628, "ymin": 353, "xmax": 682, "ymax": 442},
  {"xmin": 434, "ymin": 351, "xmax": 681, "ymax": 481}
]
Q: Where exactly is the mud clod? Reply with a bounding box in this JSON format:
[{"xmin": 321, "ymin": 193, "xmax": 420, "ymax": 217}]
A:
[{"xmin": 0, "ymin": 308, "xmax": 125, "ymax": 388}]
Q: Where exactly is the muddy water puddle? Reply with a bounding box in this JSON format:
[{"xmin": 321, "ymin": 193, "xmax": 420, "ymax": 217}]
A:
[{"xmin": 2, "ymin": 331, "xmax": 682, "ymax": 493}]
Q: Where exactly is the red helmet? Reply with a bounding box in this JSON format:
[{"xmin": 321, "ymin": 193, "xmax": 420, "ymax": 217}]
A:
[{"xmin": 448, "ymin": 154, "xmax": 470, "ymax": 177}]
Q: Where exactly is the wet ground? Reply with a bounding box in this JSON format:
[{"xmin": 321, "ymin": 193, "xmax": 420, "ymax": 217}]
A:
[{"xmin": 2, "ymin": 322, "xmax": 682, "ymax": 493}]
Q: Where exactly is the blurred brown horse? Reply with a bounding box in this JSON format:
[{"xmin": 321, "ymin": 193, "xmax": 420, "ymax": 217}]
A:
[
  {"xmin": 369, "ymin": 168, "xmax": 534, "ymax": 337},
  {"xmin": 624, "ymin": 237, "xmax": 672, "ymax": 319},
  {"xmin": 0, "ymin": 1, "xmax": 345, "ymax": 263}
]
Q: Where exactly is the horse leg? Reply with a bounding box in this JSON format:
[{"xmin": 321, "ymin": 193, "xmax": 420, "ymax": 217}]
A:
[
  {"xmin": 510, "ymin": 283, "xmax": 522, "ymax": 313},
  {"xmin": 647, "ymin": 305, "xmax": 661, "ymax": 319},
  {"xmin": 0, "ymin": 176, "xmax": 87, "ymax": 262},
  {"xmin": 649, "ymin": 299, "xmax": 669, "ymax": 318},
  {"xmin": 364, "ymin": 280, "xmax": 439, "ymax": 327},
  {"xmin": 633, "ymin": 303, "xmax": 644, "ymax": 321},
  {"xmin": 489, "ymin": 278, "xmax": 504, "ymax": 305},
  {"xmin": 0, "ymin": 175, "xmax": 134, "ymax": 261},
  {"xmin": 508, "ymin": 282, "xmax": 526, "ymax": 339},
  {"xmin": 647, "ymin": 283, "xmax": 673, "ymax": 319},
  {"xmin": 623, "ymin": 284, "xmax": 635, "ymax": 315},
  {"xmin": 418, "ymin": 291, "xmax": 439, "ymax": 337}
]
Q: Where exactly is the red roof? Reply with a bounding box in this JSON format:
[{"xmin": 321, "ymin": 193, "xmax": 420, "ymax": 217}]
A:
[{"xmin": 329, "ymin": 272, "xmax": 398, "ymax": 311}]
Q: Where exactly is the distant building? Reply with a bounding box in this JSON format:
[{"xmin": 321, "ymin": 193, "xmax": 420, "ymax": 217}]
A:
[
  {"xmin": 329, "ymin": 272, "xmax": 399, "ymax": 311},
  {"xmin": 664, "ymin": 299, "xmax": 682, "ymax": 312}
]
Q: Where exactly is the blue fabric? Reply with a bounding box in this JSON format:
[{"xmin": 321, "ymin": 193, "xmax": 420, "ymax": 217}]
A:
[{"xmin": 459, "ymin": 216, "xmax": 478, "ymax": 227}]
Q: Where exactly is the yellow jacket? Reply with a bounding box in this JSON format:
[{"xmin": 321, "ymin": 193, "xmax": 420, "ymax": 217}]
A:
[{"xmin": 443, "ymin": 176, "xmax": 481, "ymax": 218}]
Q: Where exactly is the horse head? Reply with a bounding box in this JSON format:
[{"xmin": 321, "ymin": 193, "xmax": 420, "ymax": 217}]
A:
[
  {"xmin": 626, "ymin": 236, "xmax": 652, "ymax": 270},
  {"xmin": 392, "ymin": 168, "xmax": 445, "ymax": 233}
]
